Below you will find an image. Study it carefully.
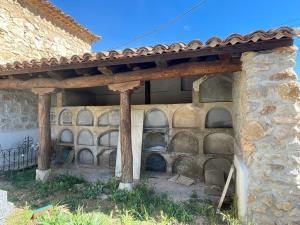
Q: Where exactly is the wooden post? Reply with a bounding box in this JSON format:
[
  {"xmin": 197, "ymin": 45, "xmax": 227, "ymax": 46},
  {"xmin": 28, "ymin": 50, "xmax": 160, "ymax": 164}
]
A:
[
  {"xmin": 32, "ymin": 88, "xmax": 55, "ymax": 182},
  {"xmin": 108, "ymin": 81, "xmax": 141, "ymax": 189}
]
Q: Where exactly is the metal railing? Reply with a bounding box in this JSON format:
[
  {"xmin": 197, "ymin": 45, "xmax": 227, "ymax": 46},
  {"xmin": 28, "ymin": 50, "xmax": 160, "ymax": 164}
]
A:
[{"xmin": 0, "ymin": 136, "xmax": 38, "ymax": 173}]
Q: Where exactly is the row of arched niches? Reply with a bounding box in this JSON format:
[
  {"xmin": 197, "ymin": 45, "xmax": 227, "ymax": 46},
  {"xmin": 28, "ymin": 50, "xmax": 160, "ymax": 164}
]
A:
[{"xmin": 51, "ymin": 101, "xmax": 234, "ymax": 188}]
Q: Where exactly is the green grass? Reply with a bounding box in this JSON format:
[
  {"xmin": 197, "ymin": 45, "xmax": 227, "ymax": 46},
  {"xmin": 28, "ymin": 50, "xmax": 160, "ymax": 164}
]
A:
[{"xmin": 2, "ymin": 168, "xmax": 240, "ymax": 225}]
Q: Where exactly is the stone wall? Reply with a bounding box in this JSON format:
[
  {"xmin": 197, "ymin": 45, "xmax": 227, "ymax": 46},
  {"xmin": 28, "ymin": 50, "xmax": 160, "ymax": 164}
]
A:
[
  {"xmin": 0, "ymin": 0, "xmax": 91, "ymax": 64},
  {"xmin": 233, "ymin": 46, "xmax": 300, "ymax": 224},
  {"xmin": 0, "ymin": 0, "xmax": 92, "ymax": 147}
]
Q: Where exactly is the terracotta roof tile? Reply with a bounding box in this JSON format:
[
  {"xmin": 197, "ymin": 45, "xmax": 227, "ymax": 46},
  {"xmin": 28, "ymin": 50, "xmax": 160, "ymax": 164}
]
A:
[{"xmin": 0, "ymin": 27, "xmax": 298, "ymax": 74}]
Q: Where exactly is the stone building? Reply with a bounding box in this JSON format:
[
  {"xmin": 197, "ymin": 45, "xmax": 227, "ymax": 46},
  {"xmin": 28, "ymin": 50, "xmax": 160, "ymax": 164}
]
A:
[
  {"xmin": 0, "ymin": 0, "xmax": 98, "ymax": 147},
  {"xmin": 0, "ymin": 1, "xmax": 299, "ymax": 225}
]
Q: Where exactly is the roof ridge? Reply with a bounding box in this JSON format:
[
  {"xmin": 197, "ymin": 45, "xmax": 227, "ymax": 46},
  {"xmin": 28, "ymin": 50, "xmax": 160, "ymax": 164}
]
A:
[{"xmin": 24, "ymin": 0, "xmax": 100, "ymax": 43}]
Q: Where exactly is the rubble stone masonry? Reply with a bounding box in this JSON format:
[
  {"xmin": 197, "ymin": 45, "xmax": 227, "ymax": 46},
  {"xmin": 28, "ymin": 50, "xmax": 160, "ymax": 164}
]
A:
[
  {"xmin": 0, "ymin": 0, "xmax": 91, "ymax": 147},
  {"xmin": 233, "ymin": 46, "xmax": 300, "ymax": 224}
]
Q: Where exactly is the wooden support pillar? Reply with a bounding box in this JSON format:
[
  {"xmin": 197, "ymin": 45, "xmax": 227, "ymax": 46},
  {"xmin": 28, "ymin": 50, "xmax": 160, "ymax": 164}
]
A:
[
  {"xmin": 32, "ymin": 88, "xmax": 55, "ymax": 182},
  {"xmin": 108, "ymin": 81, "xmax": 141, "ymax": 189}
]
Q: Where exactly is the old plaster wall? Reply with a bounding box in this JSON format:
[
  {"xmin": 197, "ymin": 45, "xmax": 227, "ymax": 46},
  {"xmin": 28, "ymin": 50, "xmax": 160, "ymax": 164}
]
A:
[
  {"xmin": 51, "ymin": 73, "xmax": 235, "ymax": 197},
  {"xmin": 0, "ymin": 0, "xmax": 92, "ymax": 147},
  {"xmin": 233, "ymin": 46, "xmax": 300, "ymax": 224}
]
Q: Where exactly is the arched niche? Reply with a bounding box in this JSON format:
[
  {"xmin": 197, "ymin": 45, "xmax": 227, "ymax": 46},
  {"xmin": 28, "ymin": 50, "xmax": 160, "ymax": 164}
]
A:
[
  {"xmin": 172, "ymin": 156, "xmax": 200, "ymax": 178},
  {"xmin": 144, "ymin": 109, "xmax": 169, "ymax": 128},
  {"xmin": 76, "ymin": 109, "xmax": 93, "ymax": 126},
  {"xmin": 60, "ymin": 129, "xmax": 74, "ymax": 143},
  {"xmin": 98, "ymin": 110, "xmax": 120, "ymax": 126},
  {"xmin": 172, "ymin": 106, "xmax": 201, "ymax": 128},
  {"xmin": 203, "ymin": 133, "xmax": 233, "ymax": 154},
  {"xmin": 145, "ymin": 153, "xmax": 167, "ymax": 172},
  {"xmin": 59, "ymin": 109, "xmax": 73, "ymax": 125},
  {"xmin": 143, "ymin": 132, "xmax": 166, "ymax": 151},
  {"xmin": 78, "ymin": 148, "xmax": 94, "ymax": 165},
  {"xmin": 98, "ymin": 130, "xmax": 119, "ymax": 147},
  {"xmin": 77, "ymin": 129, "xmax": 94, "ymax": 146},
  {"xmin": 204, "ymin": 158, "xmax": 231, "ymax": 185},
  {"xmin": 199, "ymin": 74, "xmax": 232, "ymax": 102},
  {"xmin": 168, "ymin": 131, "xmax": 198, "ymax": 154},
  {"xmin": 205, "ymin": 108, "xmax": 233, "ymax": 128}
]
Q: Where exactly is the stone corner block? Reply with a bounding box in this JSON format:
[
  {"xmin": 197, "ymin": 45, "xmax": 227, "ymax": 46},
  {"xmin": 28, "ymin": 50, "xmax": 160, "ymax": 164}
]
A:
[
  {"xmin": 36, "ymin": 169, "xmax": 51, "ymax": 182},
  {"xmin": 118, "ymin": 182, "xmax": 133, "ymax": 190}
]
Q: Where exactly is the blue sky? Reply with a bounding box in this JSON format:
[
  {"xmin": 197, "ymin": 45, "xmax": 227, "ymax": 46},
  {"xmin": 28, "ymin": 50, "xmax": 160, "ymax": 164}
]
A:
[{"xmin": 51, "ymin": 0, "xmax": 300, "ymax": 78}]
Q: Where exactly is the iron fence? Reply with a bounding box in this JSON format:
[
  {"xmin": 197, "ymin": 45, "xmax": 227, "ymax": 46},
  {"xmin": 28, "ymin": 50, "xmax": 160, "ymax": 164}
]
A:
[{"xmin": 0, "ymin": 136, "xmax": 38, "ymax": 173}]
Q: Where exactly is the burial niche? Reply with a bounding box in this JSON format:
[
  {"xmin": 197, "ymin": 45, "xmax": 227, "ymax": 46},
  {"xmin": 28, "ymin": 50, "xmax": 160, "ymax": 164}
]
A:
[
  {"xmin": 109, "ymin": 150, "xmax": 117, "ymax": 168},
  {"xmin": 59, "ymin": 109, "xmax": 73, "ymax": 125},
  {"xmin": 77, "ymin": 129, "xmax": 94, "ymax": 146},
  {"xmin": 144, "ymin": 109, "xmax": 169, "ymax": 129},
  {"xmin": 78, "ymin": 148, "xmax": 94, "ymax": 165},
  {"xmin": 145, "ymin": 153, "xmax": 167, "ymax": 172},
  {"xmin": 98, "ymin": 110, "xmax": 120, "ymax": 126},
  {"xmin": 204, "ymin": 158, "xmax": 231, "ymax": 185},
  {"xmin": 203, "ymin": 133, "xmax": 234, "ymax": 154},
  {"xmin": 98, "ymin": 130, "xmax": 119, "ymax": 148},
  {"xmin": 60, "ymin": 129, "xmax": 74, "ymax": 144},
  {"xmin": 168, "ymin": 131, "xmax": 198, "ymax": 154},
  {"xmin": 205, "ymin": 108, "xmax": 232, "ymax": 128},
  {"xmin": 172, "ymin": 106, "xmax": 201, "ymax": 128},
  {"xmin": 76, "ymin": 109, "xmax": 93, "ymax": 126},
  {"xmin": 199, "ymin": 74, "xmax": 232, "ymax": 102},
  {"xmin": 143, "ymin": 132, "xmax": 166, "ymax": 151},
  {"xmin": 172, "ymin": 156, "xmax": 200, "ymax": 178}
]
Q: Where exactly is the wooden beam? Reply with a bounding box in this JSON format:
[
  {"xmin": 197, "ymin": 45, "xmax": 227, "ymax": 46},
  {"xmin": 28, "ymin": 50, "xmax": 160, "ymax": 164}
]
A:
[
  {"xmin": 0, "ymin": 60, "xmax": 241, "ymax": 89},
  {"xmin": 0, "ymin": 38, "xmax": 292, "ymax": 77}
]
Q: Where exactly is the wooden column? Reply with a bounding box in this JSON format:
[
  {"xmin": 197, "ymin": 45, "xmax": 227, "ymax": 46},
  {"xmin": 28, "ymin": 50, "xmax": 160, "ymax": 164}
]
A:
[
  {"xmin": 108, "ymin": 81, "xmax": 141, "ymax": 188},
  {"xmin": 32, "ymin": 88, "xmax": 55, "ymax": 172}
]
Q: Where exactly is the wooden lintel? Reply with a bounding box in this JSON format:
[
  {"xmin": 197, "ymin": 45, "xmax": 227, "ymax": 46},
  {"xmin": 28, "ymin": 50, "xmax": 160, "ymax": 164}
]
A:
[
  {"xmin": 0, "ymin": 60, "xmax": 241, "ymax": 89},
  {"xmin": 98, "ymin": 66, "xmax": 113, "ymax": 75},
  {"xmin": 32, "ymin": 88, "xmax": 56, "ymax": 95}
]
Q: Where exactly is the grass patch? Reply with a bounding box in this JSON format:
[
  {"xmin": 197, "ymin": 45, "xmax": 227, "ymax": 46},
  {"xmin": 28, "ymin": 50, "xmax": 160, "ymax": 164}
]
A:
[{"xmin": 2, "ymin": 168, "xmax": 239, "ymax": 224}]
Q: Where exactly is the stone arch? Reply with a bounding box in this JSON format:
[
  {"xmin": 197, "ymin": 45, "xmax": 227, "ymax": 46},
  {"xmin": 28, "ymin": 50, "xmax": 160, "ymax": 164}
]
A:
[
  {"xmin": 199, "ymin": 74, "xmax": 232, "ymax": 102},
  {"xmin": 203, "ymin": 158, "xmax": 231, "ymax": 185},
  {"xmin": 77, "ymin": 129, "xmax": 94, "ymax": 146},
  {"xmin": 98, "ymin": 110, "xmax": 120, "ymax": 126},
  {"xmin": 145, "ymin": 153, "xmax": 167, "ymax": 172},
  {"xmin": 205, "ymin": 107, "xmax": 233, "ymax": 128},
  {"xmin": 168, "ymin": 131, "xmax": 198, "ymax": 154},
  {"xmin": 59, "ymin": 109, "xmax": 73, "ymax": 125},
  {"xmin": 144, "ymin": 109, "xmax": 169, "ymax": 128},
  {"xmin": 172, "ymin": 105, "xmax": 201, "ymax": 128},
  {"xmin": 78, "ymin": 148, "xmax": 94, "ymax": 165},
  {"xmin": 76, "ymin": 109, "xmax": 93, "ymax": 126},
  {"xmin": 172, "ymin": 156, "xmax": 200, "ymax": 178},
  {"xmin": 143, "ymin": 132, "xmax": 166, "ymax": 151},
  {"xmin": 203, "ymin": 133, "xmax": 234, "ymax": 154},
  {"xmin": 60, "ymin": 129, "xmax": 74, "ymax": 143},
  {"xmin": 98, "ymin": 130, "xmax": 119, "ymax": 147}
]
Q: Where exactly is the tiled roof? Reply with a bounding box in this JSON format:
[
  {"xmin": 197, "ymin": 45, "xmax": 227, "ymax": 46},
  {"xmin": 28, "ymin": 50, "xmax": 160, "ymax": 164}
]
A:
[
  {"xmin": 0, "ymin": 27, "xmax": 298, "ymax": 74},
  {"xmin": 25, "ymin": 0, "xmax": 100, "ymax": 43}
]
